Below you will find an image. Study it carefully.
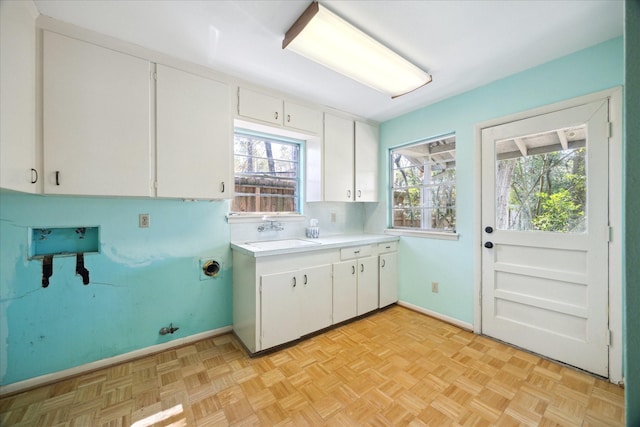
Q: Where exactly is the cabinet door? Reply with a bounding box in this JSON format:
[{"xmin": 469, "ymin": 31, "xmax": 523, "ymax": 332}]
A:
[
  {"xmin": 355, "ymin": 121, "xmax": 379, "ymax": 202},
  {"xmin": 299, "ymin": 264, "xmax": 332, "ymax": 336},
  {"xmin": 332, "ymin": 260, "xmax": 357, "ymax": 324},
  {"xmin": 156, "ymin": 65, "xmax": 231, "ymax": 199},
  {"xmin": 261, "ymin": 271, "xmax": 299, "ymax": 350},
  {"xmin": 0, "ymin": 1, "xmax": 37, "ymax": 193},
  {"xmin": 43, "ymin": 31, "xmax": 151, "ymax": 196},
  {"xmin": 357, "ymin": 256, "xmax": 379, "ymax": 316},
  {"xmin": 324, "ymin": 113, "xmax": 354, "ymax": 201},
  {"xmin": 379, "ymin": 252, "xmax": 398, "ymax": 307},
  {"xmin": 238, "ymin": 87, "xmax": 282, "ymax": 126},
  {"xmin": 284, "ymin": 101, "xmax": 322, "ymax": 134}
]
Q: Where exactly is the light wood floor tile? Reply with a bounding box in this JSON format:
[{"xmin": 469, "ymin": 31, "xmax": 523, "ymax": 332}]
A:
[{"xmin": 0, "ymin": 306, "xmax": 625, "ymax": 426}]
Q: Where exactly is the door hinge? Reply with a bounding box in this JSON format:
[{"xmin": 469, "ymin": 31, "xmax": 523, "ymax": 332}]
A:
[
  {"xmin": 259, "ymin": 283, "xmax": 262, "ymax": 294},
  {"xmin": 608, "ymin": 226, "xmax": 613, "ymax": 242},
  {"xmin": 606, "ymin": 329, "xmax": 612, "ymax": 346},
  {"xmin": 608, "ymin": 122, "xmax": 613, "ymax": 139}
]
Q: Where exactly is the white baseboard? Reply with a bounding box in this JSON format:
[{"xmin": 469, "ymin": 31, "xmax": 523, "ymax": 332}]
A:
[
  {"xmin": 0, "ymin": 325, "xmax": 233, "ymax": 397},
  {"xmin": 397, "ymin": 301, "xmax": 474, "ymax": 331}
]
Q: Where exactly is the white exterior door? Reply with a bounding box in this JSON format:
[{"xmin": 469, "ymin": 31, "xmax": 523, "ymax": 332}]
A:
[{"xmin": 481, "ymin": 100, "xmax": 609, "ymax": 376}]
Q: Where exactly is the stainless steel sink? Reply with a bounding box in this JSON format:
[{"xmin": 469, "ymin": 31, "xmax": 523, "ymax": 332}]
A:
[{"xmin": 244, "ymin": 239, "xmax": 320, "ymax": 250}]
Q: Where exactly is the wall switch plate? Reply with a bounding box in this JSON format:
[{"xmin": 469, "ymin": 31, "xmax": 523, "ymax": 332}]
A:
[
  {"xmin": 431, "ymin": 282, "xmax": 439, "ymax": 293},
  {"xmin": 139, "ymin": 214, "xmax": 150, "ymax": 228}
]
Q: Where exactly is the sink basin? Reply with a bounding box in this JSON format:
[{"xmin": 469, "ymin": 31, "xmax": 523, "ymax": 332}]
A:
[{"xmin": 245, "ymin": 239, "xmax": 320, "ymax": 250}]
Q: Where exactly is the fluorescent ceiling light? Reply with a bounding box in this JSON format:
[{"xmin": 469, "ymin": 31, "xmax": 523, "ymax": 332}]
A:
[{"xmin": 283, "ymin": 1, "xmax": 432, "ymax": 98}]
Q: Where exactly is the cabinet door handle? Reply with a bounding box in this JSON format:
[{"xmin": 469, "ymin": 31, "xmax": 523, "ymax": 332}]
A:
[
  {"xmin": 381, "ymin": 259, "xmax": 386, "ymax": 268},
  {"xmin": 55, "ymin": 171, "xmax": 60, "ymax": 186},
  {"xmin": 31, "ymin": 168, "xmax": 38, "ymax": 184},
  {"xmin": 351, "ymin": 265, "xmax": 355, "ymax": 275},
  {"xmin": 357, "ymin": 190, "xmax": 362, "ymax": 198},
  {"xmin": 275, "ymin": 111, "xmax": 279, "ymax": 120},
  {"xmin": 287, "ymin": 114, "xmax": 291, "ymax": 123},
  {"xmin": 360, "ymin": 264, "xmax": 364, "ymax": 273},
  {"xmin": 292, "ymin": 276, "xmax": 296, "ymax": 287},
  {"xmin": 220, "ymin": 182, "xmax": 225, "ymax": 193},
  {"xmin": 347, "ymin": 189, "xmax": 351, "ymax": 199},
  {"xmin": 303, "ymin": 274, "xmax": 308, "ymax": 285}
]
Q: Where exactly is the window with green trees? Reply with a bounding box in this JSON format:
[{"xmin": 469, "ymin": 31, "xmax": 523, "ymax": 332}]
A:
[
  {"xmin": 390, "ymin": 134, "xmax": 456, "ymax": 232},
  {"xmin": 495, "ymin": 125, "xmax": 587, "ymax": 233}
]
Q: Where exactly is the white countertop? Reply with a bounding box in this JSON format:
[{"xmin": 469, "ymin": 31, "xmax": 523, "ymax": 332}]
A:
[{"xmin": 230, "ymin": 233, "xmax": 399, "ymax": 257}]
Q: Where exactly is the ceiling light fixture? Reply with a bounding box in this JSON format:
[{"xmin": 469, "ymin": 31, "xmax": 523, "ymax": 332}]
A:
[{"xmin": 282, "ymin": 1, "xmax": 432, "ymax": 99}]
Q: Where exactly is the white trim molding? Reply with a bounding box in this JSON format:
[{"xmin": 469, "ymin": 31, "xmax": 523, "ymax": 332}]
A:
[
  {"xmin": 0, "ymin": 326, "xmax": 233, "ymax": 397},
  {"xmin": 398, "ymin": 300, "xmax": 473, "ymax": 331}
]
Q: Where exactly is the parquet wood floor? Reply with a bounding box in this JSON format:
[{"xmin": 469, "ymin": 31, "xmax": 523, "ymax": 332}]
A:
[{"xmin": 0, "ymin": 305, "xmax": 625, "ymax": 426}]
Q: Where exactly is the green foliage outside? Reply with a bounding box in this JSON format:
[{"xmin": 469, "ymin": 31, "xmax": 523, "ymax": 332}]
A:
[{"xmin": 499, "ymin": 147, "xmax": 586, "ymax": 233}]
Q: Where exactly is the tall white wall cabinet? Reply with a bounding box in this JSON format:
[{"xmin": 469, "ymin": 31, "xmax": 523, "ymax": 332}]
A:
[
  {"xmin": 43, "ymin": 31, "xmax": 152, "ymax": 197},
  {"xmin": 0, "ymin": 1, "xmax": 39, "ymax": 193}
]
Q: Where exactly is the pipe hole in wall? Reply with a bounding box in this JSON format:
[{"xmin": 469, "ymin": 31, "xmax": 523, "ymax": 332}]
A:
[{"xmin": 202, "ymin": 260, "xmax": 220, "ymax": 277}]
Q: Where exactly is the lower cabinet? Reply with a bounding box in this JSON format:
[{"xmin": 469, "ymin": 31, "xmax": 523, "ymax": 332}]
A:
[
  {"xmin": 231, "ymin": 239, "xmax": 398, "ymax": 354},
  {"xmin": 332, "ymin": 246, "xmax": 379, "ymax": 323},
  {"xmin": 379, "ymin": 246, "xmax": 399, "ymax": 307},
  {"xmin": 261, "ymin": 264, "xmax": 332, "ymax": 349}
]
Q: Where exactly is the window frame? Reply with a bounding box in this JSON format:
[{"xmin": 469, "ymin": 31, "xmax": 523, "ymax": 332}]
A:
[
  {"xmin": 231, "ymin": 129, "xmax": 304, "ymax": 215},
  {"xmin": 386, "ymin": 133, "xmax": 459, "ymax": 240}
]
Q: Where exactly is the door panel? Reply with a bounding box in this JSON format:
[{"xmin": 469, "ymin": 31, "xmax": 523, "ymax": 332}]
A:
[
  {"xmin": 333, "ymin": 261, "xmax": 357, "ymax": 324},
  {"xmin": 481, "ymin": 100, "xmax": 609, "ymax": 376},
  {"xmin": 299, "ymin": 264, "xmax": 332, "ymax": 336},
  {"xmin": 261, "ymin": 271, "xmax": 299, "ymax": 350}
]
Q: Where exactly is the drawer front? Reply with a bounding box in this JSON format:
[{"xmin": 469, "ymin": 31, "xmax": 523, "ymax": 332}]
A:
[
  {"xmin": 340, "ymin": 245, "xmax": 373, "ymax": 260},
  {"xmin": 378, "ymin": 241, "xmax": 398, "ymax": 253}
]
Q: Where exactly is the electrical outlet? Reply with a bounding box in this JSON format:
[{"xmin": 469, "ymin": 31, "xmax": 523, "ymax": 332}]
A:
[
  {"xmin": 431, "ymin": 282, "xmax": 439, "ymax": 293},
  {"xmin": 139, "ymin": 213, "xmax": 150, "ymax": 228},
  {"xmin": 330, "ymin": 212, "xmax": 337, "ymax": 222}
]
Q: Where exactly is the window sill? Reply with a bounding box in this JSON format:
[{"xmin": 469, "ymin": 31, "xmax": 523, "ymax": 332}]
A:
[
  {"xmin": 384, "ymin": 228, "xmax": 459, "ymax": 241},
  {"xmin": 226, "ymin": 213, "xmax": 306, "ymax": 224}
]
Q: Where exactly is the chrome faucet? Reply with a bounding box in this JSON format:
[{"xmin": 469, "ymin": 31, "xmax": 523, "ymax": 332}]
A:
[{"xmin": 258, "ymin": 218, "xmax": 284, "ymax": 232}]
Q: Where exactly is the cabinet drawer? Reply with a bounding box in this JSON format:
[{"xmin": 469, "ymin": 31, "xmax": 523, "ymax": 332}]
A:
[
  {"xmin": 340, "ymin": 245, "xmax": 373, "ymax": 260},
  {"xmin": 378, "ymin": 241, "xmax": 397, "ymax": 253}
]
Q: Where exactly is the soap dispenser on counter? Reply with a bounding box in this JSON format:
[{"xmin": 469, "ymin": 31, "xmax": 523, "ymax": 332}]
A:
[{"xmin": 306, "ymin": 219, "xmax": 319, "ymax": 238}]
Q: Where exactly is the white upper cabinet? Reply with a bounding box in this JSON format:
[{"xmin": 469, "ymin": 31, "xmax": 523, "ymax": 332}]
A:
[
  {"xmin": 43, "ymin": 31, "xmax": 152, "ymax": 197},
  {"xmin": 237, "ymin": 87, "xmax": 321, "ymax": 134},
  {"xmin": 283, "ymin": 101, "xmax": 322, "ymax": 134},
  {"xmin": 323, "ymin": 114, "xmax": 379, "ymax": 202},
  {"xmin": 238, "ymin": 87, "xmax": 282, "ymax": 126},
  {"xmin": 156, "ymin": 65, "xmax": 232, "ymax": 199},
  {"xmin": 355, "ymin": 121, "xmax": 379, "ymax": 202},
  {"xmin": 0, "ymin": 1, "xmax": 38, "ymax": 193},
  {"xmin": 323, "ymin": 113, "xmax": 355, "ymax": 201}
]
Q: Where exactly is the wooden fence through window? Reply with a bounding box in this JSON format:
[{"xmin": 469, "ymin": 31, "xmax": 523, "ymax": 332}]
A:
[{"xmin": 232, "ymin": 176, "xmax": 296, "ymax": 212}]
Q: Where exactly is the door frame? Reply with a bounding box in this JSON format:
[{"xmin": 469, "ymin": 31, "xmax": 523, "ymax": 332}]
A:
[{"xmin": 473, "ymin": 87, "xmax": 623, "ymax": 383}]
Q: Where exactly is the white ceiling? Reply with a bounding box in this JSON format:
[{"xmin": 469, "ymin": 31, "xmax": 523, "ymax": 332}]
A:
[{"xmin": 33, "ymin": 0, "xmax": 623, "ymax": 123}]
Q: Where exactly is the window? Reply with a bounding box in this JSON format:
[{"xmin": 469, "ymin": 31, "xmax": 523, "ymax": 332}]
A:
[
  {"xmin": 390, "ymin": 134, "xmax": 456, "ymax": 232},
  {"xmin": 232, "ymin": 131, "xmax": 301, "ymax": 213}
]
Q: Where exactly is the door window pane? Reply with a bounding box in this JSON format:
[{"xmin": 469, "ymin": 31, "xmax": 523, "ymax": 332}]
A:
[{"xmin": 495, "ymin": 125, "xmax": 586, "ymax": 232}]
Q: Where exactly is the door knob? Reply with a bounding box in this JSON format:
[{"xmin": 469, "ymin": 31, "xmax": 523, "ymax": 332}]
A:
[
  {"xmin": 484, "ymin": 242, "xmax": 494, "ymax": 249},
  {"xmin": 485, "ymin": 226, "xmax": 494, "ymax": 233}
]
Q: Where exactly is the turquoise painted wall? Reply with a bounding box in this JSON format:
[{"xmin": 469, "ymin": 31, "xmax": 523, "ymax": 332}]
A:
[
  {"xmin": 0, "ymin": 192, "xmax": 233, "ymax": 386},
  {"xmin": 624, "ymin": 0, "xmax": 639, "ymax": 423},
  {"xmin": 376, "ymin": 37, "xmax": 623, "ymax": 324}
]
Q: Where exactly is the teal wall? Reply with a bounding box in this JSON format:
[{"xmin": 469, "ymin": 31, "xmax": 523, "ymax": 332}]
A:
[
  {"xmin": 624, "ymin": 0, "xmax": 639, "ymax": 424},
  {"xmin": 376, "ymin": 37, "xmax": 623, "ymax": 324},
  {"xmin": 0, "ymin": 193, "xmax": 233, "ymax": 386}
]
